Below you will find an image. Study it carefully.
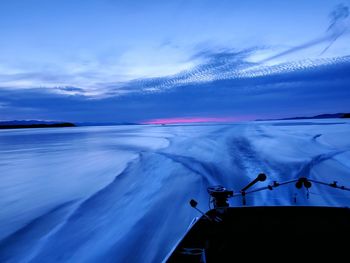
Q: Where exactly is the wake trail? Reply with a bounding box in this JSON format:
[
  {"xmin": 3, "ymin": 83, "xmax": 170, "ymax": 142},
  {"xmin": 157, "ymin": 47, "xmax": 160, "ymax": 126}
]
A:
[
  {"xmin": 26, "ymin": 150, "xmax": 208, "ymax": 263},
  {"xmin": 1, "ymin": 122, "xmax": 350, "ymax": 262},
  {"xmin": 0, "ymin": 200, "xmax": 78, "ymax": 263},
  {"xmin": 156, "ymin": 152, "xmax": 219, "ymax": 186},
  {"xmin": 0, "ymin": 154, "xmax": 142, "ymax": 262},
  {"xmin": 296, "ymin": 150, "xmax": 350, "ymax": 179}
]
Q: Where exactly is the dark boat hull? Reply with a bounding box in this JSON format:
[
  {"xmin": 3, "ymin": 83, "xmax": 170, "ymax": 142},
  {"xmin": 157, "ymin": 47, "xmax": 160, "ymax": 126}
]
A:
[{"xmin": 165, "ymin": 206, "xmax": 350, "ymax": 262}]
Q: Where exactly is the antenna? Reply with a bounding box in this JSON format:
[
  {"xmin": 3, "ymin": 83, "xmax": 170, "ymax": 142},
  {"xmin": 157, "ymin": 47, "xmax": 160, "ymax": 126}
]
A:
[
  {"xmin": 241, "ymin": 173, "xmax": 267, "ymax": 192},
  {"xmin": 240, "ymin": 173, "xmax": 267, "ymax": 205}
]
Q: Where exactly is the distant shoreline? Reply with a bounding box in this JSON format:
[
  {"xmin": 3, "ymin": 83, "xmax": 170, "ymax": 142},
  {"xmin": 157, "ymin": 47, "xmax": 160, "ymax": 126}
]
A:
[
  {"xmin": 1, "ymin": 112, "xmax": 349, "ymax": 129},
  {"xmin": 256, "ymin": 113, "xmax": 350, "ymax": 122},
  {"xmin": 0, "ymin": 123, "xmax": 75, "ymax": 130}
]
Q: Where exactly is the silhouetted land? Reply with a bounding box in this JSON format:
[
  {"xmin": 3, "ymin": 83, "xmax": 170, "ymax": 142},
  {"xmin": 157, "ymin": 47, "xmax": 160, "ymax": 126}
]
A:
[
  {"xmin": 0, "ymin": 122, "xmax": 75, "ymax": 129},
  {"xmin": 256, "ymin": 113, "xmax": 350, "ymax": 121}
]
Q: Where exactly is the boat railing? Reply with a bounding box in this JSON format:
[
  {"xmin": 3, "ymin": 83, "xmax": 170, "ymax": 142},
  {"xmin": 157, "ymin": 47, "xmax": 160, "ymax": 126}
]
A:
[{"xmin": 204, "ymin": 174, "xmax": 350, "ymax": 208}]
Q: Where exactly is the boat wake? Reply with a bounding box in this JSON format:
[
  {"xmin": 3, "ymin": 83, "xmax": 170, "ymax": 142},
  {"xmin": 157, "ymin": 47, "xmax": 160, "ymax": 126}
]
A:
[{"xmin": 0, "ymin": 120, "xmax": 350, "ymax": 262}]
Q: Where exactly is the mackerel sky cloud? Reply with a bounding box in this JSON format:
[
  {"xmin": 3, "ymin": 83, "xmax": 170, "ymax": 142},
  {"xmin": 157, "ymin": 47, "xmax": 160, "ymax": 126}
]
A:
[{"xmin": 0, "ymin": 0, "xmax": 350, "ymax": 122}]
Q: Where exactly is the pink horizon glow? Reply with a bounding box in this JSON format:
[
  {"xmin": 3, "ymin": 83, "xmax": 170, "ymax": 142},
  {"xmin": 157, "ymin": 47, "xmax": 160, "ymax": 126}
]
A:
[{"xmin": 142, "ymin": 116, "xmax": 254, "ymax": 124}]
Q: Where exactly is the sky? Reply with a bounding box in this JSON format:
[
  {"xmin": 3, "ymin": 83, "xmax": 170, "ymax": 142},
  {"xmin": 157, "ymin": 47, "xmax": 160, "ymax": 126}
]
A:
[{"xmin": 0, "ymin": 0, "xmax": 350, "ymax": 123}]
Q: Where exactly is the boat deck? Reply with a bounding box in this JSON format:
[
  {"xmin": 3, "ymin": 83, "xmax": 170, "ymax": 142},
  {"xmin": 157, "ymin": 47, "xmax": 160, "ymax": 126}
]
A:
[{"xmin": 166, "ymin": 206, "xmax": 350, "ymax": 262}]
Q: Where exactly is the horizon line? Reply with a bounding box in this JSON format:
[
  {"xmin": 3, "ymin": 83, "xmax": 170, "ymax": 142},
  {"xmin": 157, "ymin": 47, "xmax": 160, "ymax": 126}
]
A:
[{"xmin": 141, "ymin": 116, "xmax": 255, "ymax": 125}]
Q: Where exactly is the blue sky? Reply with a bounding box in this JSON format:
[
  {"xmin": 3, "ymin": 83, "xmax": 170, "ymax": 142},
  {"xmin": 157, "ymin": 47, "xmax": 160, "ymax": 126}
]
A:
[{"xmin": 0, "ymin": 0, "xmax": 349, "ymax": 122}]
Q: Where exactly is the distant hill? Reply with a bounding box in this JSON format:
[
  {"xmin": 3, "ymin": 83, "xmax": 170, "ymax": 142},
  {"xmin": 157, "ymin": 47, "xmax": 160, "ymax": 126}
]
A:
[
  {"xmin": 0, "ymin": 120, "xmax": 141, "ymax": 129},
  {"xmin": 0, "ymin": 120, "xmax": 75, "ymax": 129},
  {"xmin": 256, "ymin": 113, "xmax": 350, "ymax": 121}
]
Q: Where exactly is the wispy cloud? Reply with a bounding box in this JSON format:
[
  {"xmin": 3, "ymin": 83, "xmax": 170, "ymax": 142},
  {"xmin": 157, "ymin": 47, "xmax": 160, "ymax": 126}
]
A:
[
  {"xmin": 0, "ymin": 44, "xmax": 200, "ymax": 97},
  {"xmin": 1, "ymin": 48, "xmax": 349, "ymax": 99},
  {"xmin": 110, "ymin": 50, "xmax": 350, "ymax": 96},
  {"xmin": 1, "ymin": 4, "xmax": 349, "ymax": 99},
  {"xmin": 260, "ymin": 3, "xmax": 350, "ymax": 63},
  {"xmin": 1, "ymin": 51, "xmax": 349, "ymax": 122}
]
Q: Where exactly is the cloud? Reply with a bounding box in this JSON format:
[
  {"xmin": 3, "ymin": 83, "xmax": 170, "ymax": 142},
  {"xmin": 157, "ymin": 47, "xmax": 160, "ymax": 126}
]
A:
[
  {"xmin": 2, "ymin": 47, "xmax": 349, "ymax": 101},
  {"xmin": 320, "ymin": 3, "xmax": 350, "ymax": 54},
  {"xmin": 2, "ymin": 1, "xmax": 350, "ymax": 99},
  {"xmin": 109, "ymin": 49, "xmax": 350, "ymax": 95},
  {"xmin": 1, "ymin": 51, "xmax": 350, "ymax": 123},
  {"xmin": 260, "ymin": 3, "xmax": 350, "ymax": 63},
  {"xmin": 1, "ymin": 41, "xmax": 350, "ymax": 104},
  {"xmin": 0, "ymin": 42, "xmax": 200, "ymax": 98}
]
